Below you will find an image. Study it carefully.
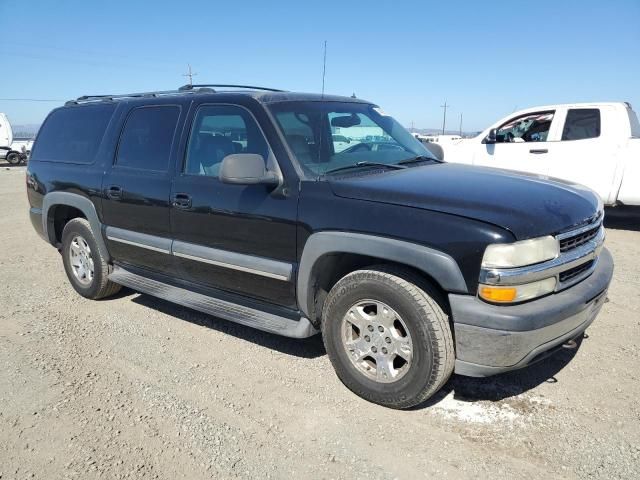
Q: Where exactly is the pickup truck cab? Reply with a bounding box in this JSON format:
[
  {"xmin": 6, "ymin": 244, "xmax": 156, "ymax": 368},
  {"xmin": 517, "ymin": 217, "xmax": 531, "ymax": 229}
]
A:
[
  {"xmin": 441, "ymin": 102, "xmax": 640, "ymax": 206},
  {"xmin": 26, "ymin": 86, "xmax": 613, "ymax": 408}
]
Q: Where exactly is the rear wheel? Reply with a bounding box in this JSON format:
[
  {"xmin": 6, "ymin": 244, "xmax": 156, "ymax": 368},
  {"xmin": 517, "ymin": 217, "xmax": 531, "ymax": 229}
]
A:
[
  {"xmin": 322, "ymin": 266, "xmax": 454, "ymax": 409},
  {"xmin": 61, "ymin": 218, "xmax": 121, "ymax": 299}
]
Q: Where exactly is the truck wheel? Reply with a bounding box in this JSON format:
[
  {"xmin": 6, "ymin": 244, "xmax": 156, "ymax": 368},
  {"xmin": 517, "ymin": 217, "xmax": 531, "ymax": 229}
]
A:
[
  {"xmin": 322, "ymin": 266, "xmax": 454, "ymax": 409},
  {"xmin": 61, "ymin": 218, "xmax": 121, "ymax": 300},
  {"xmin": 6, "ymin": 151, "xmax": 21, "ymax": 165}
]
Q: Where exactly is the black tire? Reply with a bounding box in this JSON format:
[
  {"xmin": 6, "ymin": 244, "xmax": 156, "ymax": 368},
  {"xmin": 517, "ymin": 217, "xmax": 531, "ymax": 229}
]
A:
[
  {"xmin": 61, "ymin": 218, "xmax": 121, "ymax": 300},
  {"xmin": 6, "ymin": 151, "xmax": 21, "ymax": 165},
  {"xmin": 322, "ymin": 265, "xmax": 454, "ymax": 409}
]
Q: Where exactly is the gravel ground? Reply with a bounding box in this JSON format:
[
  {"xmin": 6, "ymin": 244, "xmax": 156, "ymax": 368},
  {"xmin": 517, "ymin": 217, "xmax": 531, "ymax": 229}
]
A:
[{"xmin": 1, "ymin": 164, "xmax": 639, "ymax": 479}]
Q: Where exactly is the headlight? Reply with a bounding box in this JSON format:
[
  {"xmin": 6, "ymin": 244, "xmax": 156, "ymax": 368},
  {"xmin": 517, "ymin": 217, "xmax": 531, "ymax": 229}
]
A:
[
  {"xmin": 479, "ymin": 277, "xmax": 557, "ymax": 304},
  {"xmin": 482, "ymin": 236, "xmax": 559, "ymax": 268}
]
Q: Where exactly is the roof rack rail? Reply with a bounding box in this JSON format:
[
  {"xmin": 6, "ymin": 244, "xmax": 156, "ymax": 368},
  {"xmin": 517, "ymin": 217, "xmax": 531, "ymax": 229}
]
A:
[
  {"xmin": 65, "ymin": 87, "xmax": 216, "ymax": 105},
  {"xmin": 179, "ymin": 84, "xmax": 286, "ymax": 92}
]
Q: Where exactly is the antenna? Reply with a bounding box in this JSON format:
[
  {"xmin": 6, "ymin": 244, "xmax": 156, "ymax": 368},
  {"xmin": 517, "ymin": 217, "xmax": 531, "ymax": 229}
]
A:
[
  {"xmin": 440, "ymin": 101, "xmax": 449, "ymax": 135},
  {"xmin": 459, "ymin": 113, "xmax": 463, "ymax": 136},
  {"xmin": 321, "ymin": 41, "xmax": 327, "ymax": 95},
  {"xmin": 182, "ymin": 64, "xmax": 198, "ymax": 86}
]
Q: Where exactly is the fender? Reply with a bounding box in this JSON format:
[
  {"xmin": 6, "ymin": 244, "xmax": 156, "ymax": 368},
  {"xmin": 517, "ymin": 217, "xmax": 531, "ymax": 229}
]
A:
[
  {"xmin": 297, "ymin": 231, "xmax": 468, "ymax": 318},
  {"xmin": 42, "ymin": 192, "xmax": 111, "ymax": 261}
]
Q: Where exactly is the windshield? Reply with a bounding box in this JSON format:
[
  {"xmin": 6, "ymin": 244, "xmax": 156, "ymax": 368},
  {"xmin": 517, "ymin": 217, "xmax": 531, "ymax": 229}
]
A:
[{"xmin": 269, "ymin": 102, "xmax": 436, "ymax": 176}]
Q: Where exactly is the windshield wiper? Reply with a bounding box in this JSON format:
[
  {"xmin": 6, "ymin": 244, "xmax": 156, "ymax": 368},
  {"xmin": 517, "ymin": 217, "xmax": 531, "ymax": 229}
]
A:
[
  {"xmin": 397, "ymin": 155, "xmax": 444, "ymax": 166},
  {"xmin": 323, "ymin": 161, "xmax": 407, "ymax": 175}
]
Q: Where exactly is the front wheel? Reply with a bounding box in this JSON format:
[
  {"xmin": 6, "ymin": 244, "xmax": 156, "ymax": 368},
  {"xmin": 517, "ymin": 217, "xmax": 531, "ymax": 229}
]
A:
[{"xmin": 322, "ymin": 266, "xmax": 454, "ymax": 409}]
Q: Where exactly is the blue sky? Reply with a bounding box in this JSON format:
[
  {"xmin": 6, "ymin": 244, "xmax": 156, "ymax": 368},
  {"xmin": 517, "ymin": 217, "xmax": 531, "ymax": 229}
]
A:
[{"xmin": 1, "ymin": 0, "xmax": 638, "ymax": 131}]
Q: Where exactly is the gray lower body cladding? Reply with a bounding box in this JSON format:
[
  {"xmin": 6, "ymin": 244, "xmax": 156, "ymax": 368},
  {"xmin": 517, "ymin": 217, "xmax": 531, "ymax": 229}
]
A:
[{"xmin": 450, "ymin": 248, "xmax": 614, "ymax": 377}]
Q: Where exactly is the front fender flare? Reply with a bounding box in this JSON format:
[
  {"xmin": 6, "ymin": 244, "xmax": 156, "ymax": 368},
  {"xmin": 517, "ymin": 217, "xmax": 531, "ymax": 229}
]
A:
[
  {"xmin": 42, "ymin": 192, "xmax": 110, "ymax": 262},
  {"xmin": 297, "ymin": 231, "xmax": 468, "ymax": 318}
]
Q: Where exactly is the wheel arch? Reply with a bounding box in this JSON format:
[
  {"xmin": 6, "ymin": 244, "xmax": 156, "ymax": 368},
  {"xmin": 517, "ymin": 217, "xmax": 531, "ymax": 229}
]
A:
[
  {"xmin": 297, "ymin": 232, "xmax": 467, "ymax": 325},
  {"xmin": 42, "ymin": 192, "xmax": 110, "ymax": 261}
]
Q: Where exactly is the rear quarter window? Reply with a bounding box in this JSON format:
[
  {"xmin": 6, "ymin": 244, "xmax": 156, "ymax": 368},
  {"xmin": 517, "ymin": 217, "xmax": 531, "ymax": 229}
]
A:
[
  {"xmin": 30, "ymin": 104, "xmax": 116, "ymax": 164},
  {"xmin": 561, "ymin": 109, "xmax": 601, "ymax": 141}
]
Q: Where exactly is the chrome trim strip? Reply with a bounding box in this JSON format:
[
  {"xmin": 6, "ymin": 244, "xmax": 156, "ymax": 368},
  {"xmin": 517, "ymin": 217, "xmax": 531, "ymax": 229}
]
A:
[
  {"xmin": 480, "ymin": 227, "xmax": 604, "ymax": 287},
  {"xmin": 104, "ymin": 228, "xmax": 292, "ymax": 282},
  {"xmin": 106, "ymin": 236, "xmax": 171, "ymax": 254},
  {"xmin": 105, "ymin": 226, "xmax": 172, "ymax": 254},
  {"xmin": 173, "ymin": 251, "xmax": 290, "ymax": 281},
  {"xmin": 556, "ymin": 216, "xmax": 603, "ymax": 241},
  {"xmin": 172, "ymin": 240, "xmax": 292, "ymax": 281}
]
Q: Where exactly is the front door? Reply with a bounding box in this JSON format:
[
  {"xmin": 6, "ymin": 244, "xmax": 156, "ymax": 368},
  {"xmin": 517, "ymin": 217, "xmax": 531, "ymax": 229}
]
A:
[
  {"xmin": 170, "ymin": 103, "xmax": 298, "ymax": 308},
  {"xmin": 475, "ymin": 110, "xmax": 558, "ymax": 177},
  {"xmin": 101, "ymin": 104, "xmax": 182, "ymax": 275}
]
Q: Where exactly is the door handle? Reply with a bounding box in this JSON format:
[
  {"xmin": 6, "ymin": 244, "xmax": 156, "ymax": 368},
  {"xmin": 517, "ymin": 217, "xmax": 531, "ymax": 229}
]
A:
[
  {"xmin": 107, "ymin": 185, "xmax": 122, "ymax": 199},
  {"xmin": 172, "ymin": 193, "xmax": 192, "ymax": 209},
  {"xmin": 529, "ymin": 149, "xmax": 548, "ymax": 154}
]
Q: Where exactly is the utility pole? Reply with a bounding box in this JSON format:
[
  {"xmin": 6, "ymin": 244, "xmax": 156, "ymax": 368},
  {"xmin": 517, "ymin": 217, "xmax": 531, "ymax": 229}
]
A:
[
  {"xmin": 459, "ymin": 113, "xmax": 463, "ymax": 136},
  {"xmin": 321, "ymin": 41, "xmax": 327, "ymax": 95},
  {"xmin": 411, "ymin": 120, "xmax": 415, "ymax": 132},
  {"xmin": 440, "ymin": 101, "xmax": 449, "ymax": 135},
  {"xmin": 182, "ymin": 64, "xmax": 197, "ymax": 86}
]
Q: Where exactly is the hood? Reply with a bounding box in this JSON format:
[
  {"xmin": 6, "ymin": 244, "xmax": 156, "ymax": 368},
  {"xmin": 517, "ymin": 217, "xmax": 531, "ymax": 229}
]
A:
[{"xmin": 328, "ymin": 163, "xmax": 600, "ymax": 240}]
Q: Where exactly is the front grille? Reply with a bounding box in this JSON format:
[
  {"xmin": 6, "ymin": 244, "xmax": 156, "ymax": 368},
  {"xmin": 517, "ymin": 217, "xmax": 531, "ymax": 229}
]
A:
[
  {"xmin": 559, "ymin": 260, "xmax": 595, "ymax": 283},
  {"xmin": 559, "ymin": 225, "xmax": 600, "ymax": 252}
]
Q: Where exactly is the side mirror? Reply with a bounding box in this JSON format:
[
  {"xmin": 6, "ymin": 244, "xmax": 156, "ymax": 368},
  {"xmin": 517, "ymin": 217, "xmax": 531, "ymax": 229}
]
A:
[
  {"xmin": 219, "ymin": 154, "xmax": 279, "ymax": 186},
  {"xmin": 483, "ymin": 128, "xmax": 497, "ymax": 144}
]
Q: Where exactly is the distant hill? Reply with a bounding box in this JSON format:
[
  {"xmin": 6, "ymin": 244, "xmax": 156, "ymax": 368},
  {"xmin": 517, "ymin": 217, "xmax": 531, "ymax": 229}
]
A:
[
  {"xmin": 12, "ymin": 124, "xmax": 40, "ymax": 138},
  {"xmin": 408, "ymin": 127, "xmax": 480, "ymax": 137}
]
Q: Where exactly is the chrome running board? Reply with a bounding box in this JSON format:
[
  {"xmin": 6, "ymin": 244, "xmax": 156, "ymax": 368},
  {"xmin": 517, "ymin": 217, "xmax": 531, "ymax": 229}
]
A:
[{"xmin": 109, "ymin": 266, "xmax": 318, "ymax": 338}]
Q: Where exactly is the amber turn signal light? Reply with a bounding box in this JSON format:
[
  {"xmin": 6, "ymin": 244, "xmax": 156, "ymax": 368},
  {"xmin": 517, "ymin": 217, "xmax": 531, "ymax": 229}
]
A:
[{"xmin": 479, "ymin": 285, "xmax": 518, "ymax": 303}]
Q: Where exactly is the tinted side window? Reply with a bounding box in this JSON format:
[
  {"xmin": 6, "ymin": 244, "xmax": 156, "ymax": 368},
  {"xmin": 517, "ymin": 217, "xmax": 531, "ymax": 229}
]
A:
[
  {"xmin": 116, "ymin": 106, "xmax": 180, "ymax": 171},
  {"xmin": 184, "ymin": 105, "xmax": 268, "ymax": 177},
  {"xmin": 274, "ymin": 111, "xmax": 320, "ymax": 165},
  {"xmin": 31, "ymin": 104, "xmax": 115, "ymax": 163},
  {"xmin": 562, "ymin": 109, "xmax": 601, "ymax": 141}
]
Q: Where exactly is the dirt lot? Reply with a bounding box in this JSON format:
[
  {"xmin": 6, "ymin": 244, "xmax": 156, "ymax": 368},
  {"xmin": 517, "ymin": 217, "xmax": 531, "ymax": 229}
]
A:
[{"xmin": 1, "ymin": 165, "xmax": 639, "ymax": 479}]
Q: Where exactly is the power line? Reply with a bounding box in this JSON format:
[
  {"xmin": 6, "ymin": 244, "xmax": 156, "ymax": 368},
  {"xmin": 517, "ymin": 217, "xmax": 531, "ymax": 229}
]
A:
[{"xmin": 0, "ymin": 98, "xmax": 65, "ymax": 102}]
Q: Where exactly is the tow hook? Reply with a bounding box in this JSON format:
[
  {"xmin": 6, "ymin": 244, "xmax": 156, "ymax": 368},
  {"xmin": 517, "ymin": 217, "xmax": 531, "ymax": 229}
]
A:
[{"xmin": 562, "ymin": 339, "xmax": 578, "ymax": 350}]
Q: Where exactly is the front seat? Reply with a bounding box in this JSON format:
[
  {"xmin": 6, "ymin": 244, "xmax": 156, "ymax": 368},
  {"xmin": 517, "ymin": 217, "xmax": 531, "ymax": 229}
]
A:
[{"xmin": 199, "ymin": 135, "xmax": 234, "ymax": 176}]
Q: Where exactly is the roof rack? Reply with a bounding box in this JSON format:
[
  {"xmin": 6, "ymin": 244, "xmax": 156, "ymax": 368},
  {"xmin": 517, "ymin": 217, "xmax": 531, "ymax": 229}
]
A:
[
  {"xmin": 65, "ymin": 87, "xmax": 216, "ymax": 105},
  {"xmin": 179, "ymin": 84, "xmax": 286, "ymax": 92},
  {"xmin": 65, "ymin": 84, "xmax": 285, "ymax": 106}
]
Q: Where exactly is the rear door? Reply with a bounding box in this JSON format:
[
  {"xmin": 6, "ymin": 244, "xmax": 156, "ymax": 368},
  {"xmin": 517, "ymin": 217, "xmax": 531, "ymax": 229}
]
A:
[
  {"xmin": 170, "ymin": 102, "xmax": 298, "ymax": 308},
  {"xmin": 101, "ymin": 103, "xmax": 183, "ymax": 275},
  {"xmin": 475, "ymin": 110, "xmax": 558, "ymax": 176}
]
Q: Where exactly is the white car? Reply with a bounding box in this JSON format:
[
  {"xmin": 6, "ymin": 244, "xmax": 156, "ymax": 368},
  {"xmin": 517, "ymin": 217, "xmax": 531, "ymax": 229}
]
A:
[
  {"xmin": 441, "ymin": 102, "xmax": 640, "ymax": 206},
  {"xmin": 332, "ymin": 134, "xmax": 352, "ymax": 153}
]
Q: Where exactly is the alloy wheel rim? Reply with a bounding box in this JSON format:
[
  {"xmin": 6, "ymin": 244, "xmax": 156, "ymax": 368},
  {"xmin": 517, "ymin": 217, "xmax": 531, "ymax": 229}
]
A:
[
  {"xmin": 341, "ymin": 299, "xmax": 413, "ymax": 383},
  {"xmin": 69, "ymin": 235, "xmax": 94, "ymax": 286}
]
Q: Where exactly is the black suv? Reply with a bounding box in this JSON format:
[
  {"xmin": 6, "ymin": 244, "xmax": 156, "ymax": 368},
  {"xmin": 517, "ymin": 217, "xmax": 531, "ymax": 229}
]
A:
[{"xmin": 27, "ymin": 85, "xmax": 613, "ymax": 408}]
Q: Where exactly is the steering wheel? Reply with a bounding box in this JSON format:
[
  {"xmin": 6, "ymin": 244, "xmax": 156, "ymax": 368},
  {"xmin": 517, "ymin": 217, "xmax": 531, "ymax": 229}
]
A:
[
  {"xmin": 505, "ymin": 132, "xmax": 515, "ymax": 143},
  {"xmin": 345, "ymin": 143, "xmax": 372, "ymax": 153}
]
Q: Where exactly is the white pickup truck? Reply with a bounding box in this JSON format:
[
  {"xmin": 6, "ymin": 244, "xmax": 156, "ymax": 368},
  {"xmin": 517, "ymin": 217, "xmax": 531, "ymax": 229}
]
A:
[{"xmin": 441, "ymin": 102, "xmax": 640, "ymax": 206}]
